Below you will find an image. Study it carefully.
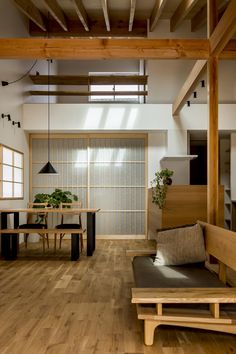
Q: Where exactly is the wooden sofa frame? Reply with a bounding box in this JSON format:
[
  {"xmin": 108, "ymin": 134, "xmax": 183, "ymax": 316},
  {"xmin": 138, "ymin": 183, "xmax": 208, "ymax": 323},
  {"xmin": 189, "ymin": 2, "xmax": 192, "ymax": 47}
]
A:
[{"xmin": 130, "ymin": 221, "xmax": 236, "ymax": 346}]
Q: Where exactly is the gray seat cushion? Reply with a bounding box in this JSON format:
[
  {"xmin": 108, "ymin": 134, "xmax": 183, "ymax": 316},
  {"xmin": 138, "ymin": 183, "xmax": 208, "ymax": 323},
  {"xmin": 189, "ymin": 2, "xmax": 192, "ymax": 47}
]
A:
[{"xmin": 132, "ymin": 256, "xmax": 226, "ymax": 288}]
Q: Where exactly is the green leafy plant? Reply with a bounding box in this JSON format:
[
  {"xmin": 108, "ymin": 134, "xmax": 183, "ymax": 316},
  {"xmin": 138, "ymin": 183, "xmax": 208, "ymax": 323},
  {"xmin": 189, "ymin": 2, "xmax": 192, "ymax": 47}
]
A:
[
  {"xmin": 151, "ymin": 168, "xmax": 174, "ymax": 209},
  {"xmin": 34, "ymin": 189, "xmax": 78, "ymax": 208}
]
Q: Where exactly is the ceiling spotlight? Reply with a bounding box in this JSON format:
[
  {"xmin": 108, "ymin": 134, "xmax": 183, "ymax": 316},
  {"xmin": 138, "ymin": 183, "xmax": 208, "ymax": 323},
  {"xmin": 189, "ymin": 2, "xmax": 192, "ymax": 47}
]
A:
[
  {"xmin": 1, "ymin": 113, "xmax": 11, "ymax": 121},
  {"xmin": 201, "ymin": 80, "xmax": 205, "ymax": 88},
  {"xmin": 187, "ymin": 101, "xmax": 190, "ymax": 107},
  {"xmin": 12, "ymin": 121, "xmax": 21, "ymax": 128},
  {"xmin": 193, "ymin": 91, "xmax": 197, "ymax": 98}
]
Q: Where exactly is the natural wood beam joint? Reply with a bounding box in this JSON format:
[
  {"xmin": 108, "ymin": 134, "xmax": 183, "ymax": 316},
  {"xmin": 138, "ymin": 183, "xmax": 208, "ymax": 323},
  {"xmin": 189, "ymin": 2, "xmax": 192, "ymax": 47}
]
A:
[
  {"xmin": 170, "ymin": 0, "xmax": 199, "ymax": 32},
  {"xmin": 13, "ymin": 0, "xmax": 46, "ymax": 31},
  {"xmin": 172, "ymin": 60, "xmax": 207, "ymax": 116},
  {"xmin": 72, "ymin": 0, "xmax": 89, "ymax": 31},
  {"xmin": 150, "ymin": 0, "xmax": 167, "ymax": 32},
  {"xmin": 210, "ymin": 0, "xmax": 236, "ymax": 56},
  {"xmin": 43, "ymin": 0, "xmax": 68, "ymax": 31}
]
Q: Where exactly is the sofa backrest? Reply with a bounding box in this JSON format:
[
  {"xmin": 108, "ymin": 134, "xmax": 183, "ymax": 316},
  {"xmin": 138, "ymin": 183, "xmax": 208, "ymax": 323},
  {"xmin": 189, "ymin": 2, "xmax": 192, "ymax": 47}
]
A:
[{"xmin": 198, "ymin": 221, "xmax": 236, "ymax": 272}]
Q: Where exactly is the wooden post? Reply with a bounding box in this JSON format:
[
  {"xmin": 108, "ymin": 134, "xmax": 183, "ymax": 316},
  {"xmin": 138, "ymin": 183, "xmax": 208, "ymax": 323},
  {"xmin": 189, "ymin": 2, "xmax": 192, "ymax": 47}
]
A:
[
  {"xmin": 207, "ymin": 0, "xmax": 219, "ymax": 225},
  {"xmin": 207, "ymin": 56, "xmax": 219, "ymax": 225}
]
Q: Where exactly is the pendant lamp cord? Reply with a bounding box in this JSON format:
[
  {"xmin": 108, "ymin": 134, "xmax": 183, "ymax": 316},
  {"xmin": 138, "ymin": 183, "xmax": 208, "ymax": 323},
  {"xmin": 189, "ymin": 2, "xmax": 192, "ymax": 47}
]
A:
[{"xmin": 47, "ymin": 58, "xmax": 51, "ymax": 162}]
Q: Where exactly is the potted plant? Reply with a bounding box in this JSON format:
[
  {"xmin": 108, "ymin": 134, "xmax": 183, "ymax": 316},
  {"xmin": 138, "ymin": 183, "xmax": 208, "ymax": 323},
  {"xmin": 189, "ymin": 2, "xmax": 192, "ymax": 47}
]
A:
[
  {"xmin": 151, "ymin": 168, "xmax": 174, "ymax": 209},
  {"xmin": 34, "ymin": 189, "xmax": 78, "ymax": 208}
]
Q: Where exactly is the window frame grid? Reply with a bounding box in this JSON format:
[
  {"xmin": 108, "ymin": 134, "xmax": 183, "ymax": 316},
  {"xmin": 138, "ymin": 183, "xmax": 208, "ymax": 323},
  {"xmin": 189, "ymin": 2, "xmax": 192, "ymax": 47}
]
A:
[{"xmin": 0, "ymin": 144, "xmax": 24, "ymax": 200}]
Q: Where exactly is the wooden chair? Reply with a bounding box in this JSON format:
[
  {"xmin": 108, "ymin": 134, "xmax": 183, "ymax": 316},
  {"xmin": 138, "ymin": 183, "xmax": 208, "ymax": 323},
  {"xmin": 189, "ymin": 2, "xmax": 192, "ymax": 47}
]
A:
[
  {"xmin": 54, "ymin": 202, "xmax": 85, "ymax": 253},
  {"xmin": 18, "ymin": 202, "xmax": 49, "ymax": 252}
]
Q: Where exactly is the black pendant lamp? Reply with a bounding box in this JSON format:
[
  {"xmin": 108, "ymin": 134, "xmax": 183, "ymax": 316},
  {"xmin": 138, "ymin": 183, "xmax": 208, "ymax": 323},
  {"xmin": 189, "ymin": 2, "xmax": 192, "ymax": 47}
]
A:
[{"xmin": 39, "ymin": 59, "xmax": 58, "ymax": 174}]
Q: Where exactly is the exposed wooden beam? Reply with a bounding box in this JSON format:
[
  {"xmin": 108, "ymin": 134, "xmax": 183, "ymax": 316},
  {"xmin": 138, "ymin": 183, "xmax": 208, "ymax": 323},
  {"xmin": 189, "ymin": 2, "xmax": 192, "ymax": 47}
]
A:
[
  {"xmin": 30, "ymin": 75, "xmax": 148, "ymax": 85},
  {"xmin": 220, "ymin": 39, "xmax": 236, "ymax": 59},
  {"xmin": 0, "ymin": 38, "xmax": 209, "ymax": 60},
  {"xmin": 71, "ymin": 0, "xmax": 89, "ymax": 31},
  {"xmin": 172, "ymin": 60, "xmax": 207, "ymax": 116},
  {"xmin": 43, "ymin": 0, "xmax": 68, "ymax": 31},
  {"xmin": 30, "ymin": 18, "xmax": 147, "ymax": 37},
  {"xmin": 13, "ymin": 0, "xmax": 46, "ymax": 31},
  {"xmin": 191, "ymin": 4, "xmax": 207, "ymax": 32},
  {"xmin": 129, "ymin": 0, "xmax": 136, "ymax": 32},
  {"xmin": 101, "ymin": 0, "xmax": 110, "ymax": 32},
  {"xmin": 29, "ymin": 90, "xmax": 148, "ymax": 96},
  {"xmin": 170, "ymin": 0, "xmax": 199, "ymax": 32},
  {"xmin": 210, "ymin": 0, "xmax": 236, "ymax": 56},
  {"xmin": 150, "ymin": 0, "xmax": 167, "ymax": 32}
]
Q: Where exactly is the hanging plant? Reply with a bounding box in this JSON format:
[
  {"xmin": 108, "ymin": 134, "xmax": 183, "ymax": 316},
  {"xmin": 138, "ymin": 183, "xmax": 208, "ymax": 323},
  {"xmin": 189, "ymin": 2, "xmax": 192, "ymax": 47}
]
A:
[{"xmin": 151, "ymin": 168, "xmax": 174, "ymax": 209}]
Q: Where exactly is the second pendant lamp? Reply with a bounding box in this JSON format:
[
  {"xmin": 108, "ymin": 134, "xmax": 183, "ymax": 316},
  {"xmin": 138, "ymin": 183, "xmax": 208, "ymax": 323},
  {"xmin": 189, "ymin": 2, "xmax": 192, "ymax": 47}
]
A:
[{"xmin": 38, "ymin": 59, "xmax": 58, "ymax": 175}]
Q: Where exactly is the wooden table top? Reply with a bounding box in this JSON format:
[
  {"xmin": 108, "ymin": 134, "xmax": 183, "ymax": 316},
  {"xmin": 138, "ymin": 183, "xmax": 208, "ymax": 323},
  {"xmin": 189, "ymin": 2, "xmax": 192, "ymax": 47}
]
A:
[{"xmin": 0, "ymin": 208, "xmax": 100, "ymax": 214}]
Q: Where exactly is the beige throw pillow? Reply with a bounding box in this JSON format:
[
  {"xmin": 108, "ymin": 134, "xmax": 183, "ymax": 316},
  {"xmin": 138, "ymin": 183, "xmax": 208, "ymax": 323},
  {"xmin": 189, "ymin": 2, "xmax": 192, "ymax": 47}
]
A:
[{"xmin": 154, "ymin": 223, "xmax": 206, "ymax": 266}]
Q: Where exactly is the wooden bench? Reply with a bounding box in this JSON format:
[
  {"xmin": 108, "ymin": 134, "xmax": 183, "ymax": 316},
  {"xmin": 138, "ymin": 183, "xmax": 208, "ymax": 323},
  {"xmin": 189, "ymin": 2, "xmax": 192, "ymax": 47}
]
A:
[
  {"xmin": 130, "ymin": 221, "xmax": 236, "ymax": 346},
  {"xmin": 0, "ymin": 228, "xmax": 86, "ymax": 253}
]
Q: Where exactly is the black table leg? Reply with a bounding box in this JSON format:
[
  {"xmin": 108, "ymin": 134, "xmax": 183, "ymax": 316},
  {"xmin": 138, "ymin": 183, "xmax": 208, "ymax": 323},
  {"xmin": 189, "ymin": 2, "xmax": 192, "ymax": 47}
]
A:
[
  {"xmin": 71, "ymin": 233, "xmax": 80, "ymax": 261},
  {"xmin": 1, "ymin": 212, "xmax": 19, "ymax": 260},
  {"xmin": 1, "ymin": 212, "xmax": 9, "ymax": 259},
  {"xmin": 87, "ymin": 212, "xmax": 96, "ymax": 256}
]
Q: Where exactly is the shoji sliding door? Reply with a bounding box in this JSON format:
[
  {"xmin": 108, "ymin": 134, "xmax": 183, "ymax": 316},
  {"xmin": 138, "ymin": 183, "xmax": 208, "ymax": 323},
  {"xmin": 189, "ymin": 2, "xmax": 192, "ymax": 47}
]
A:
[
  {"xmin": 31, "ymin": 134, "xmax": 147, "ymax": 237},
  {"xmin": 89, "ymin": 137, "xmax": 146, "ymax": 236}
]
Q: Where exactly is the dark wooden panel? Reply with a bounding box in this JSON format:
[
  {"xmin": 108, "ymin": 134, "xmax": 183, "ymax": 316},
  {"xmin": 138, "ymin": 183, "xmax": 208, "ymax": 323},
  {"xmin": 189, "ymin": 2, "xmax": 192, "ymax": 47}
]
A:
[{"xmin": 30, "ymin": 75, "xmax": 148, "ymax": 85}]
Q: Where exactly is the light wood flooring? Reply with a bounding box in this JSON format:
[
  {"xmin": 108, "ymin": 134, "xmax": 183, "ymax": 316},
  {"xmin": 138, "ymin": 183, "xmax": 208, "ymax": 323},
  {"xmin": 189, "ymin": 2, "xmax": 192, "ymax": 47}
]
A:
[{"xmin": 0, "ymin": 240, "xmax": 236, "ymax": 354}]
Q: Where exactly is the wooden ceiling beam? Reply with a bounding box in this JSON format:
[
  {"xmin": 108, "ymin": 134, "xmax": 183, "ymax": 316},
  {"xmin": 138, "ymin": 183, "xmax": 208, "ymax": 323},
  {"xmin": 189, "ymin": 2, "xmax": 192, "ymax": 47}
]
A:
[
  {"xmin": 101, "ymin": 0, "xmax": 110, "ymax": 32},
  {"xmin": 0, "ymin": 38, "xmax": 209, "ymax": 60},
  {"xmin": 172, "ymin": 59, "xmax": 207, "ymax": 116},
  {"xmin": 191, "ymin": 4, "xmax": 207, "ymax": 32},
  {"xmin": 129, "ymin": 0, "xmax": 136, "ymax": 32},
  {"xmin": 13, "ymin": 0, "xmax": 46, "ymax": 31},
  {"xmin": 72, "ymin": 0, "xmax": 89, "ymax": 31},
  {"xmin": 43, "ymin": 0, "xmax": 68, "ymax": 31},
  {"xmin": 150, "ymin": 0, "xmax": 167, "ymax": 32},
  {"xmin": 30, "ymin": 75, "xmax": 148, "ymax": 85},
  {"xmin": 29, "ymin": 18, "xmax": 147, "ymax": 37},
  {"xmin": 29, "ymin": 90, "xmax": 148, "ymax": 96},
  {"xmin": 170, "ymin": 0, "xmax": 199, "ymax": 32},
  {"xmin": 210, "ymin": 0, "xmax": 236, "ymax": 56}
]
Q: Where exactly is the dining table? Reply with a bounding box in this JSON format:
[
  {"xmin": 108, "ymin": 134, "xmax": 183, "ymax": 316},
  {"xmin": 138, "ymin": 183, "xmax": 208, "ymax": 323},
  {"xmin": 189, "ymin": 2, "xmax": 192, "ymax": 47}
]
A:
[{"xmin": 0, "ymin": 208, "xmax": 100, "ymax": 261}]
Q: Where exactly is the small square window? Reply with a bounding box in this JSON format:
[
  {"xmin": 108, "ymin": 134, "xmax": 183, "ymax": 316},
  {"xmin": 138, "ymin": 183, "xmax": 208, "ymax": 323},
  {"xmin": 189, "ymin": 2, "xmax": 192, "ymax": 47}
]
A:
[{"xmin": 0, "ymin": 145, "xmax": 24, "ymax": 199}]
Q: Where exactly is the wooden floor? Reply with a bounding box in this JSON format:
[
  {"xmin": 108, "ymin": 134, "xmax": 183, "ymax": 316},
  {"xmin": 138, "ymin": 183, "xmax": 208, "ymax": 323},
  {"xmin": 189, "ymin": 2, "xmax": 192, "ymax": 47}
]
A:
[{"xmin": 0, "ymin": 240, "xmax": 236, "ymax": 354}]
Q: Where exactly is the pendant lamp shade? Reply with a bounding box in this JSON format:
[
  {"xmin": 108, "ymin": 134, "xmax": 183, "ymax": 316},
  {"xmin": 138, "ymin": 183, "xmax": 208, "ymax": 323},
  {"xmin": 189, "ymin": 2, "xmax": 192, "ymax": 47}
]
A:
[
  {"xmin": 38, "ymin": 161, "xmax": 58, "ymax": 174},
  {"xmin": 38, "ymin": 59, "xmax": 58, "ymax": 175}
]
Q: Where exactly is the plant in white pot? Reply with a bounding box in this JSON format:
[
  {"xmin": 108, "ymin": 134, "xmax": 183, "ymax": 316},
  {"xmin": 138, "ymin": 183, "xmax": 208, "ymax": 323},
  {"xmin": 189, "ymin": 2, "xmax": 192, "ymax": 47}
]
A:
[{"xmin": 151, "ymin": 168, "xmax": 174, "ymax": 209}]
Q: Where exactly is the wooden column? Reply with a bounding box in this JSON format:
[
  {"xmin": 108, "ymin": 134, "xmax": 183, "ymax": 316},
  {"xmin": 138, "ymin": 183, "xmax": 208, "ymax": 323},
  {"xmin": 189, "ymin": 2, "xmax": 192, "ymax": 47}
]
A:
[
  {"xmin": 207, "ymin": 56, "xmax": 219, "ymax": 225},
  {"xmin": 207, "ymin": 0, "xmax": 219, "ymax": 225}
]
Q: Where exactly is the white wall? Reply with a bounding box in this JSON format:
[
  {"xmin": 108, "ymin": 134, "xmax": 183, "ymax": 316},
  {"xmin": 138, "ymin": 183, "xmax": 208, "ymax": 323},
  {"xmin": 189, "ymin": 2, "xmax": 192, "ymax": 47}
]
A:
[
  {"xmin": 22, "ymin": 103, "xmax": 236, "ymax": 132},
  {"xmin": 0, "ymin": 1, "xmax": 30, "ymax": 226},
  {"xmin": 23, "ymin": 102, "xmax": 236, "ymax": 186}
]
